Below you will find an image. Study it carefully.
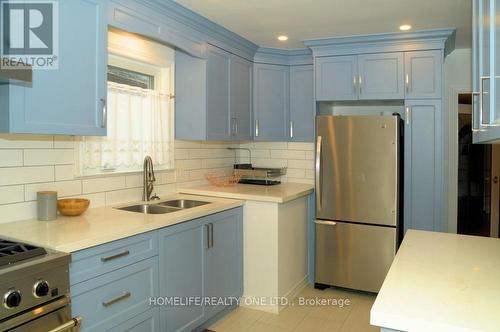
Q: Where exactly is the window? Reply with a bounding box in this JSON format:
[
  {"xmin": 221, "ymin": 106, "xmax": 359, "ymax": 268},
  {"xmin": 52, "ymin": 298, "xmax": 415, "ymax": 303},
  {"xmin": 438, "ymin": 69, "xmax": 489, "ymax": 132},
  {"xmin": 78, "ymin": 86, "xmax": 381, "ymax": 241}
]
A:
[{"xmin": 77, "ymin": 31, "xmax": 175, "ymax": 176}]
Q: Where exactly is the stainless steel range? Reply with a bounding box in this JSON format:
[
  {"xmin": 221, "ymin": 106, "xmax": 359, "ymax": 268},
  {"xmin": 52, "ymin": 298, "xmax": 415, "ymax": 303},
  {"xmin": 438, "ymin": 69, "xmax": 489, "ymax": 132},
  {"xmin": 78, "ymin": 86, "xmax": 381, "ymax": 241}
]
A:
[{"xmin": 0, "ymin": 239, "xmax": 80, "ymax": 332}]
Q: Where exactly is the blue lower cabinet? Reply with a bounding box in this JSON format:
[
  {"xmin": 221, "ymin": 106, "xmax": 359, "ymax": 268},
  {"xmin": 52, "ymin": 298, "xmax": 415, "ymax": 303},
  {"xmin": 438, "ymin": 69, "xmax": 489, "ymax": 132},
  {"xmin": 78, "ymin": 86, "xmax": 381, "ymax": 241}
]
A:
[
  {"xmin": 108, "ymin": 308, "xmax": 160, "ymax": 332},
  {"xmin": 158, "ymin": 220, "xmax": 206, "ymax": 332},
  {"xmin": 71, "ymin": 257, "xmax": 159, "ymax": 331},
  {"xmin": 204, "ymin": 210, "xmax": 243, "ymax": 318},
  {"xmin": 158, "ymin": 207, "xmax": 243, "ymax": 332}
]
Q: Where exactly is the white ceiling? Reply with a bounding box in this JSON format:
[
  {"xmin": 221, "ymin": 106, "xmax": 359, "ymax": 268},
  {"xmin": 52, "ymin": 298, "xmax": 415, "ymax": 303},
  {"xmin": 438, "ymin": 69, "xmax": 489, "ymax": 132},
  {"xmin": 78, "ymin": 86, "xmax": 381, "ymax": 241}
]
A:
[{"xmin": 175, "ymin": 0, "xmax": 472, "ymax": 49}]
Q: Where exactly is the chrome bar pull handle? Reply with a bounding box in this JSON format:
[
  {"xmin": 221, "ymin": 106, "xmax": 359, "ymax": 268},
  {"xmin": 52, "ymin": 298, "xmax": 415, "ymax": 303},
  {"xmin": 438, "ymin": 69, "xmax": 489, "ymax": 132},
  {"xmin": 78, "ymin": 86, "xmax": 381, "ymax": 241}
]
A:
[
  {"xmin": 405, "ymin": 106, "xmax": 410, "ymax": 126},
  {"xmin": 472, "ymin": 91, "xmax": 481, "ymax": 130},
  {"xmin": 290, "ymin": 121, "xmax": 294, "ymax": 139},
  {"xmin": 100, "ymin": 98, "xmax": 107, "ymax": 128},
  {"xmin": 353, "ymin": 75, "xmax": 357, "ymax": 94},
  {"xmin": 405, "ymin": 73, "xmax": 410, "ymax": 94},
  {"xmin": 102, "ymin": 292, "xmax": 131, "ymax": 307},
  {"xmin": 314, "ymin": 220, "xmax": 337, "ymax": 226},
  {"xmin": 255, "ymin": 120, "xmax": 259, "ymax": 137},
  {"xmin": 47, "ymin": 316, "xmax": 82, "ymax": 332},
  {"xmin": 210, "ymin": 223, "xmax": 214, "ymax": 248},
  {"xmin": 235, "ymin": 119, "xmax": 238, "ymax": 136},
  {"xmin": 101, "ymin": 250, "xmax": 130, "ymax": 262},
  {"xmin": 358, "ymin": 75, "xmax": 362, "ymax": 95},
  {"xmin": 315, "ymin": 136, "xmax": 322, "ymax": 210}
]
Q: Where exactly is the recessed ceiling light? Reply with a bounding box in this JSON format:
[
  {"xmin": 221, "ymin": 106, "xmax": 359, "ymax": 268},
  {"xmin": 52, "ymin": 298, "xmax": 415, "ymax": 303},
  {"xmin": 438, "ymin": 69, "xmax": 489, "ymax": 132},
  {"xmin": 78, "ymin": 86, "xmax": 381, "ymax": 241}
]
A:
[
  {"xmin": 277, "ymin": 35, "xmax": 288, "ymax": 41},
  {"xmin": 399, "ymin": 24, "xmax": 412, "ymax": 31}
]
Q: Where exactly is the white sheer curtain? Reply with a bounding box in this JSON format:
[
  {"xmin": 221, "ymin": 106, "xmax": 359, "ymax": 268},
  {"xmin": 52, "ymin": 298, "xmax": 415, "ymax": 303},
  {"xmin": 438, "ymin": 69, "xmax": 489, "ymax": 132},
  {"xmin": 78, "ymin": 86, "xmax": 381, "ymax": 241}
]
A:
[{"xmin": 79, "ymin": 82, "xmax": 174, "ymax": 175}]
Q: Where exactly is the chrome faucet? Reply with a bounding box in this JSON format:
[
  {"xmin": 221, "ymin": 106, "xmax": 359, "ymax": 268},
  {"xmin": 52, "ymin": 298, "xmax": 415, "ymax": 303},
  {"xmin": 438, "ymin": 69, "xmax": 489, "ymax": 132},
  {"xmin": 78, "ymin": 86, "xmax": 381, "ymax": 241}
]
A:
[{"xmin": 143, "ymin": 156, "xmax": 159, "ymax": 201}]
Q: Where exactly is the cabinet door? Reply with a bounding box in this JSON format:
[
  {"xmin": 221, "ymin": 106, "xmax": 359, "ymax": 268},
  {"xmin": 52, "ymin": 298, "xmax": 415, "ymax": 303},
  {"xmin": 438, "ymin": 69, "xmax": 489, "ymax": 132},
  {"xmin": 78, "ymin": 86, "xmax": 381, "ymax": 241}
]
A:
[
  {"xmin": 6, "ymin": 0, "xmax": 107, "ymax": 136},
  {"xmin": 206, "ymin": 45, "xmax": 231, "ymax": 140},
  {"xmin": 358, "ymin": 53, "xmax": 404, "ymax": 100},
  {"xmin": 253, "ymin": 64, "xmax": 289, "ymax": 141},
  {"xmin": 204, "ymin": 210, "xmax": 243, "ymax": 318},
  {"xmin": 404, "ymin": 50, "xmax": 442, "ymax": 99},
  {"xmin": 230, "ymin": 56, "xmax": 253, "ymax": 140},
  {"xmin": 404, "ymin": 100, "xmax": 443, "ymax": 232},
  {"xmin": 108, "ymin": 309, "xmax": 160, "ymax": 332},
  {"xmin": 290, "ymin": 65, "xmax": 315, "ymax": 142},
  {"xmin": 159, "ymin": 223, "xmax": 205, "ymax": 332},
  {"xmin": 315, "ymin": 55, "xmax": 357, "ymax": 101}
]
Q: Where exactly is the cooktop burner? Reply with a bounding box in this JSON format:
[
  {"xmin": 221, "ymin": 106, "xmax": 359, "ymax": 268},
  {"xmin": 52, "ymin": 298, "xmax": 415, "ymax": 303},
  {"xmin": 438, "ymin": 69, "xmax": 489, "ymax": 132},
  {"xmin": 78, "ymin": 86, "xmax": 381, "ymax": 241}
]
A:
[{"xmin": 0, "ymin": 240, "xmax": 47, "ymax": 267}]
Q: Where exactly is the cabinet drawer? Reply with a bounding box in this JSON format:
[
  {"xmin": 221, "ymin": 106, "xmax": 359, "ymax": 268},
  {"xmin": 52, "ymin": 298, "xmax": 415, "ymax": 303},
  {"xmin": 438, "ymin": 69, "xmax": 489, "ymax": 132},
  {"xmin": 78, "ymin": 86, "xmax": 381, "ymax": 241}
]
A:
[
  {"xmin": 70, "ymin": 232, "xmax": 158, "ymax": 285},
  {"xmin": 108, "ymin": 308, "xmax": 160, "ymax": 332},
  {"xmin": 71, "ymin": 257, "xmax": 159, "ymax": 332}
]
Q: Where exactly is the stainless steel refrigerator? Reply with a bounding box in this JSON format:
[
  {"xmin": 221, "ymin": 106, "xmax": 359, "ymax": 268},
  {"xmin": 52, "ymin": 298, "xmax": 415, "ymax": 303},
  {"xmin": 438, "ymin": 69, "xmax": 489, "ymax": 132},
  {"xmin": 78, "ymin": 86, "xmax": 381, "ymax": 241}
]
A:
[{"xmin": 315, "ymin": 115, "xmax": 402, "ymax": 293}]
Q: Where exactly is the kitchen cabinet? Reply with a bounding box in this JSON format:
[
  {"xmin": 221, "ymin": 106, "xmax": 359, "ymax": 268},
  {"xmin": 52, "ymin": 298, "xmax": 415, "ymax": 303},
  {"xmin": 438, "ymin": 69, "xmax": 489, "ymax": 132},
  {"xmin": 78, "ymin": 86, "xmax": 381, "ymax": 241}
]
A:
[
  {"xmin": 253, "ymin": 63, "xmax": 290, "ymax": 141},
  {"xmin": 315, "ymin": 55, "xmax": 358, "ymax": 101},
  {"xmin": 404, "ymin": 99, "xmax": 443, "ymax": 232},
  {"xmin": 289, "ymin": 65, "xmax": 315, "ymax": 142},
  {"xmin": 70, "ymin": 208, "xmax": 243, "ymax": 332},
  {"xmin": 175, "ymin": 45, "xmax": 252, "ymax": 141},
  {"xmin": 0, "ymin": 0, "xmax": 107, "ymax": 136},
  {"xmin": 472, "ymin": 0, "xmax": 500, "ymax": 143},
  {"xmin": 404, "ymin": 50, "xmax": 442, "ymax": 99},
  {"xmin": 159, "ymin": 220, "xmax": 205, "ymax": 332},
  {"xmin": 357, "ymin": 52, "xmax": 404, "ymax": 100},
  {"xmin": 204, "ymin": 211, "xmax": 243, "ymax": 318},
  {"xmin": 158, "ymin": 207, "xmax": 243, "ymax": 332},
  {"xmin": 206, "ymin": 46, "xmax": 231, "ymax": 140},
  {"xmin": 315, "ymin": 53, "xmax": 404, "ymax": 101}
]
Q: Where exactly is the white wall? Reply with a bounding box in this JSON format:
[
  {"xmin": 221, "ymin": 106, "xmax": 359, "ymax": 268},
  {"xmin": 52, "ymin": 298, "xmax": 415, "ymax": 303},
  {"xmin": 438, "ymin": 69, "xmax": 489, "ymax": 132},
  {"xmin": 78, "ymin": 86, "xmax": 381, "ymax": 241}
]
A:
[
  {"xmin": 443, "ymin": 48, "xmax": 473, "ymax": 233},
  {"xmin": 0, "ymin": 135, "xmax": 237, "ymax": 223}
]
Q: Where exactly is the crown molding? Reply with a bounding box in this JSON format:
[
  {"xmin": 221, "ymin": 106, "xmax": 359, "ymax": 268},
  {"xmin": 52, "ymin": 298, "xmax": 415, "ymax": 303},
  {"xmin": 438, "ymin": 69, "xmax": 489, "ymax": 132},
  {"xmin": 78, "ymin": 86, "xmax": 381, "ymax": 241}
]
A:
[
  {"xmin": 303, "ymin": 28, "xmax": 456, "ymax": 57},
  {"xmin": 254, "ymin": 47, "xmax": 313, "ymax": 66}
]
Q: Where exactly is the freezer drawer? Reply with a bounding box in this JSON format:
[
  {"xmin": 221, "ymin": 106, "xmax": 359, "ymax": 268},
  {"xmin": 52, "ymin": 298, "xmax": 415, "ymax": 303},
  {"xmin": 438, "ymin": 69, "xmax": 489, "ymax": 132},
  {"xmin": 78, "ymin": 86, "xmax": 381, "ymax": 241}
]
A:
[{"xmin": 315, "ymin": 220, "xmax": 396, "ymax": 293}]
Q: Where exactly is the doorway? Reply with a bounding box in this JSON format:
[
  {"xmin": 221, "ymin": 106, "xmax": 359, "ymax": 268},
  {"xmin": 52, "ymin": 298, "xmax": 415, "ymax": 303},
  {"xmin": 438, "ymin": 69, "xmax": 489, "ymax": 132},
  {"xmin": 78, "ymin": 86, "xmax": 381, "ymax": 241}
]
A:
[{"xmin": 456, "ymin": 93, "xmax": 500, "ymax": 237}]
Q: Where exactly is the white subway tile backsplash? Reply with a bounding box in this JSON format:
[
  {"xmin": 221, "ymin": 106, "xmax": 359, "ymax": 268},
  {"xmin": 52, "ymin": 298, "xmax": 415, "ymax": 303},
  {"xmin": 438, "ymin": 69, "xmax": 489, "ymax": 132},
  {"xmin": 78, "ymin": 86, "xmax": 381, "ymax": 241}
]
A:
[
  {"xmin": 0, "ymin": 201, "xmax": 37, "ymax": 223},
  {"xmin": 83, "ymin": 176, "xmax": 126, "ymax": 194},
  {"xmin": 55, "ymin": 164, "xmax": 75, "ymax": 181},
  {"xmin": 24, "ymin": 149, "xmax": 73, "ymax": 166},
  {"xmin": 105, "ymin": 188, "xmax": 142, "ymax": 206},
  {"xmin": 0, "ymin": 185, "xmax": 24, "ymax": 205},
  {"xmin": 0, "ymin": 134, "xmax": 53, "ymax": 149},
  {"xmin": 25, "ymin": 180, "xmax": 82, "ymax": 201},
  {"xmin": 0, "ymin": 166, "xmax": 54, "ymax": 186},
  {"xmin": 0, "ymin": 150, "xmax": 23, "ymax": 167},
  {"xmin": 0, "ymin": 133, "xmax": 313, "ymax": 224}
]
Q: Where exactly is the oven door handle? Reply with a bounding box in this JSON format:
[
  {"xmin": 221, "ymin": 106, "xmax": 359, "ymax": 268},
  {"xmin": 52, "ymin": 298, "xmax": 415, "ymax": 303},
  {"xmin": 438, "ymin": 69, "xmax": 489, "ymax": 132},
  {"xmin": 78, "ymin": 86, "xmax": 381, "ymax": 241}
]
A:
[{"xmin": 47, "ymin": 316, "xmax": 82, "ymax": 332}]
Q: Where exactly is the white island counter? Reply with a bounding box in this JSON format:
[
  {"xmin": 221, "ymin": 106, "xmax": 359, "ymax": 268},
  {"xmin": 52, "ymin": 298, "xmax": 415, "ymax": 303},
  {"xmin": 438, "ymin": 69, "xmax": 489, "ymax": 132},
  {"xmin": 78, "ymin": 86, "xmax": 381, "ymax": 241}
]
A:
[{"xmin": 371, "ymin": 230, "xmax": 500, "ymax": 332}]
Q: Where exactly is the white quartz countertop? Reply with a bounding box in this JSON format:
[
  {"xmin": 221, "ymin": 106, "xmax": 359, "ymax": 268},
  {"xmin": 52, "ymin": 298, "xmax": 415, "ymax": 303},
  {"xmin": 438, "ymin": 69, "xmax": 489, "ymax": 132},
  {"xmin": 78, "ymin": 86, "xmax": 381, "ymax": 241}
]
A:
[
  {"xmin": 0, "ymin": 194, "xmax": 243, "ymax": 253},
  {"xmin": 179, "ymin": 182, "xmax": 314, "ymax": 203},
  {"xmin": 370, "ymin": 230, "xmax": 500, "ymax": 332}
]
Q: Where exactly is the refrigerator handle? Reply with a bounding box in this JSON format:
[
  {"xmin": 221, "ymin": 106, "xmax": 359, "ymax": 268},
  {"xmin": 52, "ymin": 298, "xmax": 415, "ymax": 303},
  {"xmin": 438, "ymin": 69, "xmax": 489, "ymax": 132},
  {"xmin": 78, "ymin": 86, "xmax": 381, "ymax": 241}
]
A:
[
  {"xmin": 314, "ymin": 220, "xmax": 337, "ymax": 226},
  {"xmin": 315, "ymin": 136, "xmax": 322, "ymax": 210}
]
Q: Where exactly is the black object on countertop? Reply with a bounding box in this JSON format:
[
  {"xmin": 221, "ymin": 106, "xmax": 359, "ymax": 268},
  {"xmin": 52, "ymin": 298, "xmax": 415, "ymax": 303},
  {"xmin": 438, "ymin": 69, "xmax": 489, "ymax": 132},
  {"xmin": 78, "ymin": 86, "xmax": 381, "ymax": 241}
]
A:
[{"xmin": 238, "ymin": 179, "xmax": 281, "ymax": 186}]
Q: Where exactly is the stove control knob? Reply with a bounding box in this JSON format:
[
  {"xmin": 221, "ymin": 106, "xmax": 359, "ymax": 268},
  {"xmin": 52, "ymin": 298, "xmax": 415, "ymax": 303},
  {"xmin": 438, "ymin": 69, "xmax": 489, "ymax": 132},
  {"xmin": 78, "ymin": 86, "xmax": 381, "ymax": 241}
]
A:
[
  {"xmin": 3, "ymin": 290, "xmax": 21, "ymax": 309},
  {"xmin": 33, "ymin": 280, "xmax": 50, "ymax": 298}
]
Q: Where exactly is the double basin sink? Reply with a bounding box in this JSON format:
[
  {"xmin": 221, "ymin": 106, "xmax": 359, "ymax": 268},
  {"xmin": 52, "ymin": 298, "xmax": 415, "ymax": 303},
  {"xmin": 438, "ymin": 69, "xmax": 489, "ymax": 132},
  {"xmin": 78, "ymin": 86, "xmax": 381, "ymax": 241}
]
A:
[{"xmin": 116, "ymin": 199, "xmax": 210, "ymax": 215}]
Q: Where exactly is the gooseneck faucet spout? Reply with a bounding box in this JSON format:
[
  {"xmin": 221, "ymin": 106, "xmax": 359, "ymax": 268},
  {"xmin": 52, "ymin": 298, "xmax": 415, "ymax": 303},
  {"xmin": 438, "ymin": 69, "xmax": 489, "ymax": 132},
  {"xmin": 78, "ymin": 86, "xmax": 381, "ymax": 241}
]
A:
[{"xmin": 143, "ymin": 156, "xmax": 157, "ymax": 201}]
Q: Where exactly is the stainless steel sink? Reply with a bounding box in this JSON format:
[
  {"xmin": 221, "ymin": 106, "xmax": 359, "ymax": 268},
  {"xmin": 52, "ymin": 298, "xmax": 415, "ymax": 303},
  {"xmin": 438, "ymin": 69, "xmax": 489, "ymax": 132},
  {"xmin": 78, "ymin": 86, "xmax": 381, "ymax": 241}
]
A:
[
  {"xmin": 116, "ymin": 204, "xmax": 180, "ymax": 214},
  {"xmin": 157, "ymin": 199, "xmax": 210, "ymax": 209}
]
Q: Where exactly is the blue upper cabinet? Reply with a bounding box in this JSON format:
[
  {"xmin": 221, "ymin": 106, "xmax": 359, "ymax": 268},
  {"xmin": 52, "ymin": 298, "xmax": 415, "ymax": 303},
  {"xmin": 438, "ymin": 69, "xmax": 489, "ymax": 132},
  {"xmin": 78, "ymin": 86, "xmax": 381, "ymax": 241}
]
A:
[
  {"xmin": 175, "ymin": 45, "xmax": 253, "ymax": 141},
  {"xmin": 315, "ymin": 56, "xmax": 358, "ymax": 101},
  {"xmin": 253, "ymin": 63, "xmax": 289, "ymax": 141},
  {"xmin": 358, "ymin": 53, "xmax": 404, "ymax": 100},
  {"xmin": 230, "ymin": 56, "xmax": 253, "ymax": 140},
  {"xmin": 0, "ymin": 0, "xmax": 107, "ymax": 136},
  {"xmin": 290, "ymin": 65, "xmax": 315, "ymax": 142},
  {"xmin": 206, "ymin": 45, "xmax": 231, "ymax": 140},
  {"xmin": 315, "ymin": 53, "xmax": 404, "ymax": 101},
  {"xmin": 404, "ymin": 50, "xmax": 442, "ymax": 99},
  {"xmin": 472, "ymin": 0, "xmax": 500, "ymax": 143}
]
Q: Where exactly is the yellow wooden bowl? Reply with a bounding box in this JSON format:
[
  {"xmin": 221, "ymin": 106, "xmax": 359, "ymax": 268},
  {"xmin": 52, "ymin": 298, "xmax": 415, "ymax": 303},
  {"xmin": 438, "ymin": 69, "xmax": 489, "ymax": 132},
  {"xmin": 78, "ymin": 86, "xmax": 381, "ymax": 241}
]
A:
[{"xmin": 57, "ymin": 199, "xmax": 90, "ymax": 216}]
